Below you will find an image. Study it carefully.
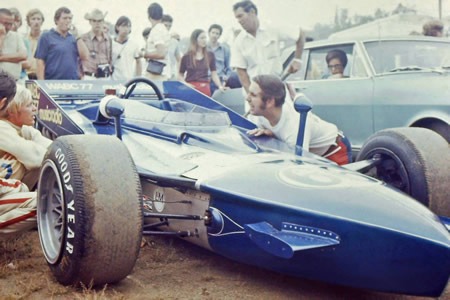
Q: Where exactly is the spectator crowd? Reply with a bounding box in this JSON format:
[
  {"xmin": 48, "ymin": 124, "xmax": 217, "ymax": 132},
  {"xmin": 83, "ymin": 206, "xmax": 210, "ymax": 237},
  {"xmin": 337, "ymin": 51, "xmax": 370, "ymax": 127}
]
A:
[
  {"xmin": 0, "ymin": 2, "xmax": 245, "ymax": 95},
  {"xmin": 0, "ymin": 2, "xmax": 446, "ymax": 91}
]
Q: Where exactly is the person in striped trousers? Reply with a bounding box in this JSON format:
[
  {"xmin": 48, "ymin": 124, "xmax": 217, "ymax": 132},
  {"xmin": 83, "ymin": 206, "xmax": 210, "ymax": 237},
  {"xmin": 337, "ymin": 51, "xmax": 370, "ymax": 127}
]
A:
[{"xmin": 0, "ymin": 71, "xmax": 51, "ymax": 238}]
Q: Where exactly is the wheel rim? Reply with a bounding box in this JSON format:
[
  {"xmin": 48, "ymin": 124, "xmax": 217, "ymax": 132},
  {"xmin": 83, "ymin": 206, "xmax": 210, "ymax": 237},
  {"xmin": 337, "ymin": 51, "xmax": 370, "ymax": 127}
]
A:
[
  {"xmin": 363, "ymin": 148, "xmax": 410, "ymax": 193},
  {"xmin": 37, "ymin": 160, "xmax": 66, "ymax": 264}
]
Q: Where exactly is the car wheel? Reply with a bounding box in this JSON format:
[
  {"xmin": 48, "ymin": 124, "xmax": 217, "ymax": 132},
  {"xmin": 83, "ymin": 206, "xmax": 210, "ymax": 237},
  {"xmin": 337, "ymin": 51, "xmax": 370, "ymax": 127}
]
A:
[
  {"xmin": 356, "ymin": 128, "xmax": 450, "ymax": 216},
  {"xmin": 427, "ymin": 121, "xmax": 450, "ymax": 143},
  {"xmin": 37, "ymin": 135, "xmax": 143, "ymax": 286}
]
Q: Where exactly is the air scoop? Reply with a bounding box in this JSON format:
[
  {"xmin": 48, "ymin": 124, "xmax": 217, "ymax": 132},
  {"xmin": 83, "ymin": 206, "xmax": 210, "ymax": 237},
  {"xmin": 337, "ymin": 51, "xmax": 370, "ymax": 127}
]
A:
[
  {"xmin": 98, "ymin": 95, "xmax": 125, "ymax": 139},
  {"xmin": 244, "ymin": 222, "xmax": 340, "ymax": 259}
]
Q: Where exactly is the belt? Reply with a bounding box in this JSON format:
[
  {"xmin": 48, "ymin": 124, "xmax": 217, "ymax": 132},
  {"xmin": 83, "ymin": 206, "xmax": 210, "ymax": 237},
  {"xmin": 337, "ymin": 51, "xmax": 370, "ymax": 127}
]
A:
[
  {"xmin": 323, "ymin": 134, "xmax": 343, "ymax": 158},
  {"xmin": 27, "ymin": 73, "xmax": 37, "ymax": 80}
]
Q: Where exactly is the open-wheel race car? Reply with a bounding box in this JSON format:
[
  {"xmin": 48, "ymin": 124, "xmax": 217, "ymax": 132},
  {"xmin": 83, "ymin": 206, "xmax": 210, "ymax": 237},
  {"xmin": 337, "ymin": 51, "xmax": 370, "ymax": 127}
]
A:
[{"xmin": 27, "ymin": 78, "xmax": 450, "ymax": 297}]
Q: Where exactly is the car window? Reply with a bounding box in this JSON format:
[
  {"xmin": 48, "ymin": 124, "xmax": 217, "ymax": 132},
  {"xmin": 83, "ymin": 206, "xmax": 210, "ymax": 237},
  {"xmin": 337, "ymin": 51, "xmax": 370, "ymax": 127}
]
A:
[
  {"xmin": 350, "ymin": 46, "xmax": 368, "ymax": 78},
  {"xmin": 305, "ymin": 45, "xmax": 354, "ymax": 80},
  {"xmin": 364, "ymin": 40, "xmax": 450, "ymax": 73}
]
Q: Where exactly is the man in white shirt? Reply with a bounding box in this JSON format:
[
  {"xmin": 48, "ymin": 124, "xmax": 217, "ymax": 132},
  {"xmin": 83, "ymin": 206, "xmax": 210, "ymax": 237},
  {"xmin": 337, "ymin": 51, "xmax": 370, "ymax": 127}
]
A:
[
  {"xmin": 144, "ymin": 3, "xmax": 170, "ymax": 81},
  {"xmin": 0, "ymin": 8, "xmax": 27, "ymax": 81},
  {"xmin": 246, "ymin": 74, "xmax": 351, "ymax": 165},
  {"xmin": 111, "ymin": 16, "xmax": 142, "ymax": 81},
  {"xmin": 231, "ymin": 1, "xmax": 304, "ymax": 94}
]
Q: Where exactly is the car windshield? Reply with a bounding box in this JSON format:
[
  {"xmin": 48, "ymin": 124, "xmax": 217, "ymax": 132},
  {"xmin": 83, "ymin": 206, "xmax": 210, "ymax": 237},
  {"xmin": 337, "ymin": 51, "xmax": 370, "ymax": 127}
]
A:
[
  {"xmin": 121, "ymin": 99, "xmax": 231, "ymax": 127},
  {"xmin": 364, "ymin": 40, "xmax": 450, "ymax": 74},
  {"xmin": 120, "ymin": 99, "xmax": 260, "ymax": 153}
]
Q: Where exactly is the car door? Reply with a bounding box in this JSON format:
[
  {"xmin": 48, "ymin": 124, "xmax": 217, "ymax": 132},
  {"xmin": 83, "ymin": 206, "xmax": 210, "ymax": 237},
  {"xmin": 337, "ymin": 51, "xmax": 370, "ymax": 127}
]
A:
[{"xmin": 287, "ymin": 43, "xmax": 375, "ymax": 150}]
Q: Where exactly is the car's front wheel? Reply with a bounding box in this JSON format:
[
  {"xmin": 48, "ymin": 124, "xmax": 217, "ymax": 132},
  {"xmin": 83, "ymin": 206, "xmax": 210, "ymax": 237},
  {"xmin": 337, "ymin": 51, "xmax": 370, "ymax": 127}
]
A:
[
  {"xmin": 37, "ymin": 135, "xmax": 143, "ymax": 286},
  {"xmin": 356, "ymin": 128, "xmax": 450, "ymax": 216}
]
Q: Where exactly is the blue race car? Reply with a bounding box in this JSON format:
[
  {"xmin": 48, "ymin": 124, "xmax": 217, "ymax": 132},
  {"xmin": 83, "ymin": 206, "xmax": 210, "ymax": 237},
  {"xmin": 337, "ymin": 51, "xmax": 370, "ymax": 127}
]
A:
[{"xmin": 27, "ymin": 78, "xmax": 450, "ymax": 297}]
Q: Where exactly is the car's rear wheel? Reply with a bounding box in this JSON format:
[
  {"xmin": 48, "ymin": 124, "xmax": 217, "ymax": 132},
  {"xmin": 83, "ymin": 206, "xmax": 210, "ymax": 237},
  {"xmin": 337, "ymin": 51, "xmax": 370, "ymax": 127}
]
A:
[
  {"xmin": 37, "ymin": 135, "xmax": 143, "ymax": 286},
  {"xmin": 356, "ymin": 128, "xmax": 450, "ymax": 216}
]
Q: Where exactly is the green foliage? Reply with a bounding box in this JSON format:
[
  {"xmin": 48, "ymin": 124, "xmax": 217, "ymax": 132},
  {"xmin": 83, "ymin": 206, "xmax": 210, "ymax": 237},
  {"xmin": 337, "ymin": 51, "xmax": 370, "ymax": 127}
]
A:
[{"xmin": 309, "ymin": 3, "xmax": 415, "ymax": 40}]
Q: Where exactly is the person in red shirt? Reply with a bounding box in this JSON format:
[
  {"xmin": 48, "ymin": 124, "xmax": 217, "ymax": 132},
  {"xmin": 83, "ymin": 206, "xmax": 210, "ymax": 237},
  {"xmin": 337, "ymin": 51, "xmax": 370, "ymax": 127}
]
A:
[{"xmin": 178, "ymin": 29, "xmax": 225, "ymax": 96}]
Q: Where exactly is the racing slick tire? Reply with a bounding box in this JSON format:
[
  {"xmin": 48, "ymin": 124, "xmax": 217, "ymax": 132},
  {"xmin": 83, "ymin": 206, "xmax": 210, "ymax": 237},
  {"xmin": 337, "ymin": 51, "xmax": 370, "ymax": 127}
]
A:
[
  {"xmin": 37, "ymin": 135, "xmax": 143, "ymax": 286},
  {"xmin": 356, "ymin": 128, "xmax": 450, "ymax": 216}
]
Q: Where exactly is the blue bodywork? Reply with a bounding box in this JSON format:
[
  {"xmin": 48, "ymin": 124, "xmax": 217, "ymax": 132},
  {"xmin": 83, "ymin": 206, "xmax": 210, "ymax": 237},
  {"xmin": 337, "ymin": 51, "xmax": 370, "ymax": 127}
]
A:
[{"xmin": 27, "ymin": 79, "xmax": 450, "ymax": 297}]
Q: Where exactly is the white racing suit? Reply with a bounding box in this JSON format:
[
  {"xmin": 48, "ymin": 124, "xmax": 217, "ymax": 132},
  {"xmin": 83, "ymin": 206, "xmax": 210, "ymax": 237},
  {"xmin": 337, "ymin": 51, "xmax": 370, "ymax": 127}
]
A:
[{"xmin": 0, "ymin": 120, "xmax": 52, "ymax": 239}]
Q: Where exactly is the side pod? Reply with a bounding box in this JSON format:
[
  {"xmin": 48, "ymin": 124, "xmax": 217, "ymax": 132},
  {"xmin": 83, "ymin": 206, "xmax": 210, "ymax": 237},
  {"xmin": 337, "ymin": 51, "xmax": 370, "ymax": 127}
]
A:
[{"xmin": 244, "ymin": 222, "xmax": 340, "ymax": 259}]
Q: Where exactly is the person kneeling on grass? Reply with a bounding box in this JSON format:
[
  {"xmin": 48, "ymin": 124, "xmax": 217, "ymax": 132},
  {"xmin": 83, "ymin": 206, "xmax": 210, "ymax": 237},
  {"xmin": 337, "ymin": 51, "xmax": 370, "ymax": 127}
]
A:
[
  {"xmin": 0, "ymin": 72, "xmax": 52, "ymax": 239},
  {"xmin": 246, "ymin": 74, "xmax": 351, "ymax": 165}
]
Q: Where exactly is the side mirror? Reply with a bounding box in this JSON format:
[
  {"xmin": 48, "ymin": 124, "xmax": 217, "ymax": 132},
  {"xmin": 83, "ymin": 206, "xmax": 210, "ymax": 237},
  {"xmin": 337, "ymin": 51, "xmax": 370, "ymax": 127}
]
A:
[{"xmin": 293, "ymin": 94, "xmax": 313, "ymax": 156}]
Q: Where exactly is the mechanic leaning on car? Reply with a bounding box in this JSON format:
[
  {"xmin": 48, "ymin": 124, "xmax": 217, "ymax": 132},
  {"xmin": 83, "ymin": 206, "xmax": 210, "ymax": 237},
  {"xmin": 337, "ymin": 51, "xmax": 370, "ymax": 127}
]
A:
[
  {"xmin": 0, "ymin": 70, "xmax": 52, "ymax": 239},
  {"xmin": 246, "ymin": 74, "xmax": 352, "ymax": 165}
]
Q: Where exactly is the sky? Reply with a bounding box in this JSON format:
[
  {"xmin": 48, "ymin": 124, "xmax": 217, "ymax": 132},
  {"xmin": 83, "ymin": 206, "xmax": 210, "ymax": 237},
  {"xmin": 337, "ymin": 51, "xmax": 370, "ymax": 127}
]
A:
[{"xmin": 10, "ymin": 0, "xmax": 450, "ymax": 43}]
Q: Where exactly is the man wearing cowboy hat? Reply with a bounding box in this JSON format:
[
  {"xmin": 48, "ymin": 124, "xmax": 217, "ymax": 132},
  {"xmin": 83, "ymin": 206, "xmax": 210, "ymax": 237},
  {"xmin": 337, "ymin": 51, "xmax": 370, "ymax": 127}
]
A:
[{"xmin": 80, "ymin": 8, "xmax": 112, "ymax": 80}]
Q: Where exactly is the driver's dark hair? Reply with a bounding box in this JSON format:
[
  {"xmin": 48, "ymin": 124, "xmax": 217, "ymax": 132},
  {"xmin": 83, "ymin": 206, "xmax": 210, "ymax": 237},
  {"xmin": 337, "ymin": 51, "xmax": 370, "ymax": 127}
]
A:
[
  {"xmin": 326, "ymin": 49, "xmax": 348, "ymax": 68},
  {"xmin": 147, "ymin": 3, "xmax": 163, "ymax": 21},
  {"xmin": 54, "ymin": 7, "xmax": 71, "ymax": 24},
  {"xmin": 0, "ymin": 70, "xmax": 17, "ymax": 112},
  {"xmin": 233, "ymin": 1, "xmax": 257, "ymax": 15},
  {"xmin": 252, "ymin": 74, "xmax": 285, "ymax": 107}
]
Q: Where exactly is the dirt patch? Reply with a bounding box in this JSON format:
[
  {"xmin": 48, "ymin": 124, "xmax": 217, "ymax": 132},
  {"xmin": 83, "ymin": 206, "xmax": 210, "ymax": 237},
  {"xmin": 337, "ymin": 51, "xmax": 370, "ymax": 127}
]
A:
[{"xmin": 1, "ymin": 231, "xmax": 448, "ymax": 299}]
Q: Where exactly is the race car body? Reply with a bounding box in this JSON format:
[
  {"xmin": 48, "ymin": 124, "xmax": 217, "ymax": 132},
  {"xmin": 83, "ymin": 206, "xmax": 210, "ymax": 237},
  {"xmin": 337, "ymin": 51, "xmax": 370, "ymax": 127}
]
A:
[{"xmin": 27, "ymin": 79, "xmax": 450, "ymax": 297}]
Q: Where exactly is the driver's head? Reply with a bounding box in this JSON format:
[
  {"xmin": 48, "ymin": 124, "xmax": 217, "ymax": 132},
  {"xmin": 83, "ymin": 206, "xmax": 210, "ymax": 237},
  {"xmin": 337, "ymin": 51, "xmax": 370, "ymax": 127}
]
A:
[
  {"xmin": 253, "ymin": 74, "xmax": 285, "ymax": 107},
  {"xmin": 247, "ymin": 74, "xmax": 285, "ymax": 116}
]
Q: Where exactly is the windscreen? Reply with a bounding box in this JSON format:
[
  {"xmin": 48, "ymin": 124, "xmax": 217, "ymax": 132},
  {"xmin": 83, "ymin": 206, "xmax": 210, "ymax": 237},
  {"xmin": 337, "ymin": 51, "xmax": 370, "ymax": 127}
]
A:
[
  {"xmin": 121, "ymin": 99, "xmax": 231, "ymax": 127},
  {"xmin": 364, "ymin": 40, "xmax": 450, "ymax": 73}
]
